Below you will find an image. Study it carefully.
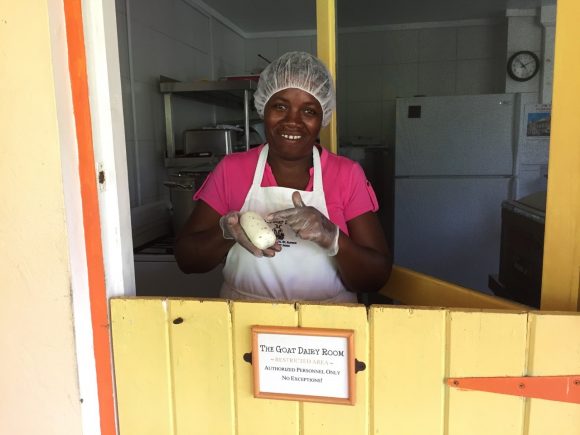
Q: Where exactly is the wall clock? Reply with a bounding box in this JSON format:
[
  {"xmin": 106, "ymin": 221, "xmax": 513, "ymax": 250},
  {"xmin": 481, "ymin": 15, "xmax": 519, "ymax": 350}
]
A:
[{"xmin": 507, "ymin": 50, "xmax": 540, "ymax": 82}]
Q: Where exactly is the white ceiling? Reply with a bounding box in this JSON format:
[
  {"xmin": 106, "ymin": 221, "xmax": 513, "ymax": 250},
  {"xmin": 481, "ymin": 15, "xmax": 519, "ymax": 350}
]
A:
[{"xmin": 198, "ymin": 0, "xmax": 555, "ymax": 33}]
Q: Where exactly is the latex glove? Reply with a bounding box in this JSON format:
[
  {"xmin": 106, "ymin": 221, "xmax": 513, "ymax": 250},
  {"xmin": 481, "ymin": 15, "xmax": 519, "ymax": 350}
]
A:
[
  {"xmin": 219, "ymin": 212, "xmax": 280, "ymax": 257},
  {"xmin": 267, "ymin": 191, "xmax": 340, "ymax": 256}
]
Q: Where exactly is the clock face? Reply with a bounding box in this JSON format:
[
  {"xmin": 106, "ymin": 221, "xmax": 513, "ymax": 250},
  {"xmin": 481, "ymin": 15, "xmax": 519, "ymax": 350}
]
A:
[{"xmin": 507, "ymin": 51, "xmax": 540, "ymax": 82}]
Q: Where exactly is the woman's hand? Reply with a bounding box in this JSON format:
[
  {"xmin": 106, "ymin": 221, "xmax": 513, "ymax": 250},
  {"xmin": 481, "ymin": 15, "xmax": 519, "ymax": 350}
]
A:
[
  {"xmin": 267, "ymin": 191, "xmax": 339, "ymax": 256},
  {"xmin": 220, "ymin": 212, "xmax": 280, "ymax": 257}
]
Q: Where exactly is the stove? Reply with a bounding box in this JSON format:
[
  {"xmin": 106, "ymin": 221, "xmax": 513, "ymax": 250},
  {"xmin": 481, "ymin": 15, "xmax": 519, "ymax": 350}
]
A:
[
  {"xmin": 133, "ymin": 234, "xmax": 223, "ymax": 298},
  {"xmin": 134, "ymin": 235, "xmax": 175, "ymax": 255}
]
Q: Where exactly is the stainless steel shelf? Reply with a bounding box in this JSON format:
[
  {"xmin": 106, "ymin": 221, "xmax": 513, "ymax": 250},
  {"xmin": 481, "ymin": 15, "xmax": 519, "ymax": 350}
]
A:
[
  {"xmin": 160, "ymin": 77, "xmax": 257, "ymax": 109},
  {"xmin": 164, "ymin": 157, "xmax": 219, "ymax": 170},
  {"xmin": 160, "ymin": 77, "xmax": 257, "ymax": 94},
  {"xmin": 160, "ymin": 76, "xmax": 257, "ymax": 164}
]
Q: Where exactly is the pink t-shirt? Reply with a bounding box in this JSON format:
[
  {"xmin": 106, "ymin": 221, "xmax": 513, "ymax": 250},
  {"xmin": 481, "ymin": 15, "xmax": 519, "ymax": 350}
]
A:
[{"xmin": 193, "ymin": 145, "xmax": 379, "ymax": 235}]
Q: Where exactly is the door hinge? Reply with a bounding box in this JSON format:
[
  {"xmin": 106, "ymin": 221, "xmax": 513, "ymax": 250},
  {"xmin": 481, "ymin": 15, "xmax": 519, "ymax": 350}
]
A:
[{"xmin": 447, "ymin": 375, "xmax": 580, "ymax": 404}]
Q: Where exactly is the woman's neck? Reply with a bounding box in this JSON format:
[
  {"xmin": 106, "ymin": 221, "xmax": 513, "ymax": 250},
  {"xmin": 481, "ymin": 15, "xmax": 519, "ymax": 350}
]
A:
[{"xmin": 268, "ymin": 146, "xmax": 320, "ymax": 190}]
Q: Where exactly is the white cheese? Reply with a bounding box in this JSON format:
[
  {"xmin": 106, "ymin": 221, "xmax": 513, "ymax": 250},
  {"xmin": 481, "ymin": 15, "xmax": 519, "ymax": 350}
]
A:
[{"xmin": 239, "ymin": 211, "xmax": 277, "ymax": 250}]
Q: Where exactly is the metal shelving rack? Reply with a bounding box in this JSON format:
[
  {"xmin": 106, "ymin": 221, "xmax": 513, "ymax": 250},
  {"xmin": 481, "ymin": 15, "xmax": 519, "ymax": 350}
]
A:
[{"xmin": 159, "ymin": 76, "xmax": 258, "ymax": 167}]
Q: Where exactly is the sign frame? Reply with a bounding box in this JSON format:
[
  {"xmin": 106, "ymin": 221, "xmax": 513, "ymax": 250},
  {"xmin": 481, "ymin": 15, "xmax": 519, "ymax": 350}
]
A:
[{"xmin": 251, "ymin": 325, "xmax": 356, "ymax": 405}]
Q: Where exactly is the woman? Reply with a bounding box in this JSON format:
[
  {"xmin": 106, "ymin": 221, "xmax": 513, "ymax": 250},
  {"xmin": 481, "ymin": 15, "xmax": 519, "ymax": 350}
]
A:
[{"xmin": 175, "ymin": 51, "xmax": 391, "ymax": 302}]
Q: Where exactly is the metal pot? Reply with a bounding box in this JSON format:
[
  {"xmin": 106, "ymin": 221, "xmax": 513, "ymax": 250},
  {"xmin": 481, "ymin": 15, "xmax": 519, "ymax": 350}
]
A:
[{"xmin": 164, "ymin": 171, "xmax": 209, "ymax": 235}]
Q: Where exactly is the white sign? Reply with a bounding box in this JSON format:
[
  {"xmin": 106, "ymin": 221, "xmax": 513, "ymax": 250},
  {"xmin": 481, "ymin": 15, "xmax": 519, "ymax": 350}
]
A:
[{"xmin": 252, "ymin": 326, "xmax": 355, "ymax": 405}]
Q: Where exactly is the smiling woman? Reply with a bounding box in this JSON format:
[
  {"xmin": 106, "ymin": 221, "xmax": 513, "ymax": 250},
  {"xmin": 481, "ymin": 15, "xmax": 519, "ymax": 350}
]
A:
[
  {"xmin": 174, "ymin": 51, "xmax": 392, "ymax": 302},
  {"xmin": 264, "ymin": 88, "xmax": 323, "ymax": 166}
]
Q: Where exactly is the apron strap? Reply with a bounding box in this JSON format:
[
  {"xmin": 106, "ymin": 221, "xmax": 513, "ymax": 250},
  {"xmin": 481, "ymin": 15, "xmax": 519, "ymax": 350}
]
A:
[
  {"xmin": 251, "ymin": 145, "xmax": 270, "ymax": 188},
  {"xmin": 311, "ymin": 146, "xmax": 323, "ymax": 193}
]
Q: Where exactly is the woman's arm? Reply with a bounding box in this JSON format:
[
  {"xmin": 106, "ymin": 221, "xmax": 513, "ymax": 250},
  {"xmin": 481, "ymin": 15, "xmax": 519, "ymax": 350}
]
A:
[
  {"xmin": 174, "ymin": 200, "xmax": 234, "ymax": 273},
  {"xmin": 335, "ymin": 212, "xmax": 392, "ymax": 293}
]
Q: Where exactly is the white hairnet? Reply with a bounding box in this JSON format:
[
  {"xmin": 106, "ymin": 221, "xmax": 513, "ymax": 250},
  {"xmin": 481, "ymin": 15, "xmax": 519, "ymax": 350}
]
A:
[{"xmin": 254, "ymin": 51, "xmax": 336, "ymax": 127}]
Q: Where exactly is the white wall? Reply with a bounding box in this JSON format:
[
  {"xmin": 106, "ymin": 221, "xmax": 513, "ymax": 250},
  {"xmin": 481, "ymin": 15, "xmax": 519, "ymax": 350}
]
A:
[
  {"xmin": 0, "ymin": 1, "xmax": 83, "ymax": 433},
  {"xmin": 337, "ymin": 23, "xmax": 507, "ymax": 146},
  {"xmin": 245, "ymin": 35, "xmax": 317, "ymax": 74},
  {"xmin": 117, "ymin": 0, "xmax": 212, "ymax": 210},
  {"xmin": 116, "ymin": 0, "xmax": 250, "ymax": 245},
  {"xmin": 211, "ymin": 18, "xmax": 248, "ymax": 121}
]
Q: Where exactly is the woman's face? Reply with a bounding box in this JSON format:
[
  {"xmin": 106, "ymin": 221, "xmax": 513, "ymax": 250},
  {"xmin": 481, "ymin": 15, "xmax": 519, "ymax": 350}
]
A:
[{"xmin": 263, "ymin": 88, "xmax": 323, "ymax": 161}]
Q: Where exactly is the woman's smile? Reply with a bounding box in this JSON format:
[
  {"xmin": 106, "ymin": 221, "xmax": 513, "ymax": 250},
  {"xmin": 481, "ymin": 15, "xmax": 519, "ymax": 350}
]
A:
[{"xmin": 280, "ymin": 133, "xmax": 302, "ymax": 140}]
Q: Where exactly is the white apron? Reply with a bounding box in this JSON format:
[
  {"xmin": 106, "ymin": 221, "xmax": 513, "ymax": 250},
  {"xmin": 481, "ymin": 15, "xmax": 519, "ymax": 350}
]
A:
[{"xmin": 220, "ymin": 145, "xmax": 357, "ymax": 303}]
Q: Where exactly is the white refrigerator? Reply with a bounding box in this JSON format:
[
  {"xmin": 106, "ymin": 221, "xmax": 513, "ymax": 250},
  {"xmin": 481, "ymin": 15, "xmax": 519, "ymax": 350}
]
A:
[{"xmin": 394, "ymin": 93, "xmax": 516, "ymax": 293}]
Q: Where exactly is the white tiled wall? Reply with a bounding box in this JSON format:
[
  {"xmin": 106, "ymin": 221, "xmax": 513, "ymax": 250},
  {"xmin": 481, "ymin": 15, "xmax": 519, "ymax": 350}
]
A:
[
  {"xmin": 212, "ymin": 20, "xmax": 245, "ymax": 77},
  {"xmin": 381, "ymin": 30, "xmax": 419, "ymax": 64},
  {"xmin": 244, "ymin": 36, "xmax": 317, "ymax": 74},
  {"xmin": 338, "ymin": 24, "xmax": 507, "ymax": 146},
  {"xmin": 245, "ymin": 23, "xmax": 515, "ymax": 148}
]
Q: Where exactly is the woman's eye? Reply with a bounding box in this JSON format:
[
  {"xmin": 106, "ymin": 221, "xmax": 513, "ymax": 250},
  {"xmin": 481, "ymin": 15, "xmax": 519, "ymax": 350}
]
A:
[
  {"xmin": 304, "ymin": 108, "xmax": 317, "ymax": 116},
  {"xmin": 273, "ymin": 103, "xmax": 286, "ymax": 111}
]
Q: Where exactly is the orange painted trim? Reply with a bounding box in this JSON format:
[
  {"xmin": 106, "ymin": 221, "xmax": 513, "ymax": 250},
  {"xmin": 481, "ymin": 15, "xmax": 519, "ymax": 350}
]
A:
[
  {"xmin": 63, "ymin": 1, "xmax": 116, "ymax": 434},
  {"xmin": 448, "ymin": 376, "xmax": 580, "ymax": 404}
]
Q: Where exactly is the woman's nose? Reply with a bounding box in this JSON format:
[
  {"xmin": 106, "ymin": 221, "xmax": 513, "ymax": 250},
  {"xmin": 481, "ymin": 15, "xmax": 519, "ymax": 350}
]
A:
[{"xmin": 284, "ymin": 108, "xmax": 301, "ymax": 124}]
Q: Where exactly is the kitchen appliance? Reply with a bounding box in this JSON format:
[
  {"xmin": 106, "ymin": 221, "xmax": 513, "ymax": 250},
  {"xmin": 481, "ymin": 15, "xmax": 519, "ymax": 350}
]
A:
[
  {"xmin": 134, "ymin": 236, "xmax": 223, "ymax": 298},
  {"xmin": 491, "ymin": 191, "xmax": 546, "ymax": 307},
  {"xmin": 160, "ymin": 78, "xmax": 258, "ymax": 165},
  {"xmin": 164, "ymin": 170, "xmax": 210, "ymax": 235},
  {"xmin": 231, "ymin": 122, "xmax": 265, "ymax": 152},
  {"xmin": 394, "ymin": 93, "xmax": 517, "ymax": 293},
  {"xmin": 183, "ymin": 128, "xmax": 236, "ymax": 157},
  {"xmin": 183, "ymin": 123, "xmax": 265, "ymax": 157}
]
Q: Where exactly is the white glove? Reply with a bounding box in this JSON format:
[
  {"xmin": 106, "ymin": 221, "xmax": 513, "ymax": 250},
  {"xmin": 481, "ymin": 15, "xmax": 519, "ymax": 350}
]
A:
[{"xmin": 267, "ymin": 191, "xmax": 339, "ymax": 256}]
